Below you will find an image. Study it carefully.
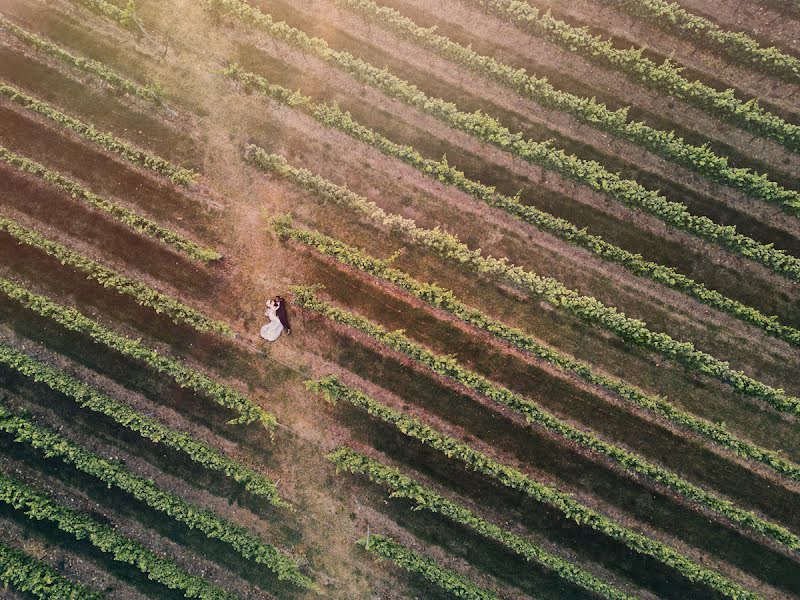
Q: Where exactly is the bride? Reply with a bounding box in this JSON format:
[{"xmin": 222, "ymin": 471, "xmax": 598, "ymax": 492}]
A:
[{"xmin": 260, "ymin": 298, "xmax": 284, "ymax": 341}]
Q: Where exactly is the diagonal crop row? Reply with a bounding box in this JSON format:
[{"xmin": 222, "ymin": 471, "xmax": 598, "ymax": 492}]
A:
[
  {"xmin": 0, "ymin": 403, "xmax": 319, "ymax": 592},
  {"xmin": 329, "ymin": 447, "xmax": 637, "ymax": 600},
  {"xmin": 251, "ymin": 149, "xmax": 800, "ymax": 416},
  {"xmin": 456, "ymin": 0, "xmax": 800, "ymax": 152},
  {"xmin": 0, "ymin": 16, "xmax": 162, "ymax": 103},
  {"xmin": 0, "ymin": 341, "xmax": 279, "ymax": 501},
  {"xmin": 0, "ymin": 342, "xmax": 276, "ymax": 489},
  {"xmin": 0, "ymin": 538, "xmax": 103, "ymax": 600},
  {"xmin": 276, "ymin": 220, "xmax": 800, "ymax": 481},
  {"xmin": 0, "ymin": 145, "xmax": 220, "ymax": 262},
  {"xmin": 0, "ymin": 82, "xmax": 196, "ymax": 184},
  {"xmin": 228, "ymin": 65, "xmax": 800, "ymax": 346},
  {"xmin": 308, "ymin": 375, "xmax": 759, "ymax": 600},
  {"xmin": 294, "ymin": 286, "xmax": 800, "ymax": 552},
  {"xmin": 334, "ymin": 0, "xmax": 800, "ymax": 216},
  {"xmin": 592, "ymin": 0, "xmax": 800, "ymax": 82},
  {"xmin": 0, "ymin": 471, "xmax": 235, "ymax": 599},
  {"xmin": 205, "ymin": 0, "xmax": 800, "ymax": 281},
  {"xmin": 0, "ymin": 277, "xmax": 273, "ymax": 428},
  {"xmin": 0, "ymin": 212, "xmax": 233, "ymax": 336},
  {"xmin": 359, "ymin": 533, "xmax": 500, "ymax": 600},
  {"xmin": 70, "ymin": 0, "xmax": 137, "ymax": 29}
]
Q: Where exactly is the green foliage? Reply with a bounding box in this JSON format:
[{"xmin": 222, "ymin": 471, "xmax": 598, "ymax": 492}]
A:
[
  {"xmin": 0, "ymin": 472, "xmax": 234, "ymax": 599},
  {"xmin": 71, "ymin": 0, "xmax": 137, "ymax": 29},
  {"xmin": 0, "ymin": 404, "xmax": 318, "ymax": 592},
  {"xmin": 0, "ymin": 340, "xmax": 280, "ymax": 502},
  {"xmin": 253, "ymin": 150, "xmax": 799, "ymax": 414},
  {"xmin": 460, "ymin": 0, "xmax": 800, "ymax": 152},
  {"xmin": 0, "ymin": 16, "xmax": 162, "ymax": 102},
  {"xmin": 329, "ymin": 447, "xmax": 635, "ymax": 600},
  {"xmin": 230, "ymin": 66, "xmax": 799, "ymax": 345},
  {"xmin": 0, "ymin": 83, "xmax": 195, "ymax": 184},
  {"xmin": 308, "ymin": 376, "xmax": 758, "ymax": 600},
  {"xmin": 0, "ymin": 146, "xmax": 219, "ymax": 262},
  {"xmin": 276, "ymin": 221, "xmax": 799, "ymax": 481},
  {"xmin": 334, "ymin": 0, "xmax": 800, "ymax": 215},
  {"xmin": 0, "ymin": 540, "xmax": 102, "ymax": 599},
  {"xmin": 359, "ymin": 533, "xmax": 500, "ymax": 600},
  {"xmin": 0, "ymin": 213, "xmax": 232, "ymax": 336},
  {"xmin": 207, "ymin": 0, "xmax": 800, "ymax": 280},
  {"xmin": 295, "ymin": 288, "xmax": 799, "ymax": 551},
  {"xmin": 594, "ymin": 0, "xmax": 800, "ymax": 83},
  {"xmin": 0, "ymin": 277, "xmax": 273, "ymax": 428}
]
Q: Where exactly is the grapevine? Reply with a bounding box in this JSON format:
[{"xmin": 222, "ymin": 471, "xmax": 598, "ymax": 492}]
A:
[
  {"xmin": 309, "ymin": 376, "xmax": 759, "ymax": 600},
  {"xmin": 0, "ymin": 405, "xmax": 318, "ymax": 591}
]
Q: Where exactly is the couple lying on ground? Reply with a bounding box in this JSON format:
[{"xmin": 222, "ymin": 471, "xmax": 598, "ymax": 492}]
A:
[{"xmin": 261, "ymin": 296, "xmax": 291, "ymax": 341}]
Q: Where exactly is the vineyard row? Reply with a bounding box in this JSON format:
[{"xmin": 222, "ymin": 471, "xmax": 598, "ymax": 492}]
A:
[
  {"xmin": 293, "ymin": 286, "xmax": 799, "ymax": 551},
  {"xmin": 0, "ymin": 337, "xmax": 281, "ymax": 503},
  {"xmin": 228, "ymin": 65, "xmax": 800, "ymax": 346},
  {"xmin": 593, "ymin": 0, "xmax": 800, "ymax": 82},
  {"xmin": 72, "ymin": 0, "xmax": 137, "ymax": 30},
  {"xmin": 275, "ymin": 220, "xmax": 799, "ymax": 482},
  {"xmin": 308, "ymin": 375, "xmax": 757, "ymax": 600},
  {"xmin": 0, "ymin": 82, "xmax": 195, "ymax": 184},
  {"xmin": 458, "ymin": 0, "xmax": 800, "ymax": 151},
  {"xmin": 359, "ymin": 533, "xmax": 499, "ymax": 600},
  {"xmin": 329, "ymin": 446, "xmax": 635, "ymax": 600},
  {"xmin": 0, "ymin": 145, "xmax": 220, "ymax": 262},
  {"xmin": 335, "ymin": 0, "xmax": 800, "ymax": 215},
  {"xmin": 0, "ymin": 539, "xmax": 101, "ymax": 600},
  {"xmin": 0, "ymin": 212, "xmax": 232, "ymax": 336},
  {"xmin": 0, "ymin": 404, "xmax": 318, "ymax": 591},
  {"xmin": 205, "ymin": 0, "xmax": 800, "ymax": 280},
  {"xmin": 250, "ymin": 149, "xmax": 799, "ymax": 415},
  {"xmin": 0, "ymin": 276, "xmax": 271, "ymax": 428},
  {"xmin": 0, "ymin": 15, "xmax": 162, "ymax": 103},
  {"xmin": 0, "ymin": 470, "xmax": 235, "ymax": 599}
]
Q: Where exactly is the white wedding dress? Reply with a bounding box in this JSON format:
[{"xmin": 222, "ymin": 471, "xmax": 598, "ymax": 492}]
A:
[{"xmin": 260, "ymin": 301, "xmax": 284, "ymax": 341}]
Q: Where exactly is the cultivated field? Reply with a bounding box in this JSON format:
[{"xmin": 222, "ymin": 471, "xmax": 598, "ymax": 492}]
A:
[{"xmin": 0, "ymin": 0, "xmax": 798, "ymax": 598}]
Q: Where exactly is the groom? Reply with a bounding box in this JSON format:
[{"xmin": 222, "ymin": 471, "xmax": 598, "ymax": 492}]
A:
[{"xmin": 275, "ymin": 296, "xmax": 291, "ymax": 335}]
